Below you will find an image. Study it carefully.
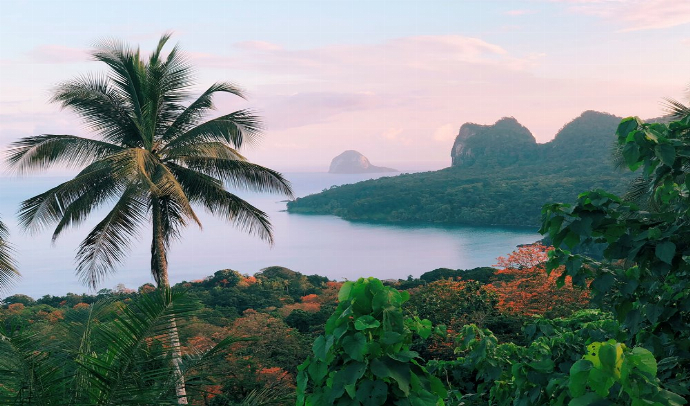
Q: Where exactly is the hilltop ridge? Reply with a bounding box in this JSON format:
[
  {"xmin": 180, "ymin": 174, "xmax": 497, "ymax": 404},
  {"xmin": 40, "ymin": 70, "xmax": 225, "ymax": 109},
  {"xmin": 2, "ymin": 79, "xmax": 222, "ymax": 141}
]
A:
[{"xmin": 287, "ymin": 111, "xmax": 633, "ymax": 227}]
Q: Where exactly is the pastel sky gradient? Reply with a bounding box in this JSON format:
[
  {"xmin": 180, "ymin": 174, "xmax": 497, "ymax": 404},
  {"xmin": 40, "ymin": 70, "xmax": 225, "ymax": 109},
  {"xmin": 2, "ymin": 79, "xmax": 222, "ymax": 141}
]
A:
[{"xmin": 2, "ymin": 0, "xmax": 690, "ymax": 172}]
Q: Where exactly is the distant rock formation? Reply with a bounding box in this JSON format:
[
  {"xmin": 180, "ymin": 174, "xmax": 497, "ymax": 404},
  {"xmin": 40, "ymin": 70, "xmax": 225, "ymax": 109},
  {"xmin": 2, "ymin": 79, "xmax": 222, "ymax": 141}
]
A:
[
  {"xmin": 328, "ymin": 150, "xmax": 397, "ymax": 174},
  {"xmin": 451, "ymin": 117, "xmax": 537, "ymax": 167},
  {"xmin": 450, "ymin": 111, "xmax": 622, "ymax": 168}
]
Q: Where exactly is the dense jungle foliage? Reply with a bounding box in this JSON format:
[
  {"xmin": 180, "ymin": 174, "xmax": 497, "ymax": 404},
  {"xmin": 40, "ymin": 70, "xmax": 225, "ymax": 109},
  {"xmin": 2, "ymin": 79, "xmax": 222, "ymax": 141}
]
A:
[
  {"xmin": 4, "ymin": 113, "xmax": 690, "ymax": 405},
  {"xmin": 0, "ymin": 264, "xmax": 532, "ymax": 405},
  {"xmin": 287, "ymin": 111, "xmax": 634, "ymax": 227}
]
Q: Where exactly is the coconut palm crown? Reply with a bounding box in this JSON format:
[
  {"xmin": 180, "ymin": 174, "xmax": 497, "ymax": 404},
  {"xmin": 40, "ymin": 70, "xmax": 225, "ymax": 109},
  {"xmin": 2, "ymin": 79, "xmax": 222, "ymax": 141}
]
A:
[{"xmin": 6, "ymin": 34, "xmax": 293, "ymax": 289}]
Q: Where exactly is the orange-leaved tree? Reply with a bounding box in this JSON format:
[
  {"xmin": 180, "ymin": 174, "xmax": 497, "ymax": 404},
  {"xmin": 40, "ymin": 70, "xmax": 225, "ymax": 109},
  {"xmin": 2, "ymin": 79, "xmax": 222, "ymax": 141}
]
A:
[{"xmin": 492, "ymin": 244, "xmax": 589, "ymax": 317}]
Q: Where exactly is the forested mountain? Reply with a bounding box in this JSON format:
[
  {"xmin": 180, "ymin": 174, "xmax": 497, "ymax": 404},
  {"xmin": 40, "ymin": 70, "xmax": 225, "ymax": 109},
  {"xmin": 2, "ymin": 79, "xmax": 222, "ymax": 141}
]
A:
[{"xmin": 287, "ymin": 111, "xmax": 634, "ymax": 227}]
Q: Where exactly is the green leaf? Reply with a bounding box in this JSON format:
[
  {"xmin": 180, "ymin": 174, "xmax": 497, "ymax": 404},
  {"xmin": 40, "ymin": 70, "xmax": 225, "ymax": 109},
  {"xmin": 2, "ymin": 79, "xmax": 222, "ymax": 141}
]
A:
[
  {"xmin": 371, "ymin": 357, "xmax": 411, "ymax": 395},
  {"xmin": 381, "ymin": 332, "xmax": 402, "ymax": 346},
  {"xmin": 655, "ymin": 241, "xmax": 676, "ymax": 264},
  {"xmin": 528, "ymin": 358, "xmax": 554, "ymax": 373},
  {"xmin": 313, "ymin": 335, "xmax": 334, "ymax": 361},
  {"xmin": 342, "ymin": 361, "xmax": 367, "ymax": 387},
  {"xmin": 623, "ymin": 142, "xmax": 641, "ymax": 170},
  {"xmin": 339, "ymin": 282, "xmax": 354, "ymax": 302},
  {"xmin": 342, "ymin": 333, "xmax": 368, "ymax": 362},
  {"xmin": 569, "ymin": 392, "xmax": 603, "ymax": 406},
  {"xmin": 569, "ymin": 360, "xmax": 592, "ymax": 397},
  {"xmin": 655, "ymin": 143, "xmax": 676, "ymax": 166},
  {"xmin": 629, "ymin": 347, "xmax": 657, "ymax": 376},
  {"xmin": 355, "ymin": 380, "xmax": 388, "ymax": 406},
  {"xmin": 617, "ymin": 117, "xmax": 639, "ymax": 139},
  {"xmin": 588, "ymin": 368, "xmax": 614, "ymax": 397},
  {"xmin": 372, "ymin": 289, "xmax": 402, "ymax": 311},
  {"xmin": 583, "ymin": 342, "xmax": 602, "ymax": 368},
  {"xmin": 355, "ymin": 315, "xmax": 381, "ymax": 330},
  {"xmin": 428, "ymin": 375, "xmax": 448, "ymax": 398},
  {"xmin": 308, "ymin": 359, "xmax": 328, "ymax": 383}
]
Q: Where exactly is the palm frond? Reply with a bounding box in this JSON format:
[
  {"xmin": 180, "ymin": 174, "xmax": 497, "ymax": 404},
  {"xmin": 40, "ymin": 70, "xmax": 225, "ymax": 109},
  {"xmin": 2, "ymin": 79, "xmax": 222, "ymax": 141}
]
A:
[
  {"xmin": 662, "ymin": 97, "xmax": 690, "ymax": 120},
  {"xmin": 76, "ymin": 289, "xmax": 196, "ymax": 405},
  {"xmin": 0, "ymin": 218, "xmax": 19, "ymax": 290},
  {"xmin": 49, "ymin": 170, "xmax": 129, "ymax": 242},
  {"xmin": 6, "ymin": 134, "xmax": 123, "ymax": 173},
  {"xmin": 51, "ymin": 75, "xmax": 142, "ymax": 147},
  {"xmin": 17, "ymin": 162, "xmax": 122, "ymax": 234},
  {"xmin": 167, "ymin": 165, "xmax": 273, "ymax": 243},
  {"xmin": 91, "ymin": 38, "xmax": 148, "ymax": 146},
  {"xmin": 105, "ymin": 148, "xmax": 162, "ymax": 194},
  {"xmin": 162, "ymin": 82, "xmax": 246, "ymax": 141},
  {"xmin": 165, "ymin": 141, "xmax": 247, "ymax": 161},
  {"xmin": 0, "ymin": 323, "xmax": 71, "ymax": 405},
  {"xmin": 152, "ymin": 163, "xmax": 201, "ymax": 230},
  {"xmin": 75, "ymin": 187, "xmax": 148, "ymax": 289},
  {"xmin": 164, "ymin": 109, "xmax": 262, "ymax": 151},
  {"xmin": 175, "ymin": 157, "xmax": 293, "ymax": 197},
  {"xmin": 238, "ymin": 385, "xmax": 295, "ymax": 406}
]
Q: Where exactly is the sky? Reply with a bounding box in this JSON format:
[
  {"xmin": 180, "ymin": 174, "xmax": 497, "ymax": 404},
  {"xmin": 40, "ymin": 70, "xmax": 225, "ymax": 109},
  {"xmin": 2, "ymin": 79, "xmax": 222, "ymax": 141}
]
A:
[{"xmin": 2, "ymin": 0, "xmax": 690, "ymax": 172}]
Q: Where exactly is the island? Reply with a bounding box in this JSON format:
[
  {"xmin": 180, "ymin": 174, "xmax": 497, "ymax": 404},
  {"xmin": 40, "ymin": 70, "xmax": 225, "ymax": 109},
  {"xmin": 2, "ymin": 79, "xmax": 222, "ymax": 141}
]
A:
[
  {"xmin": 328, "ymin": 150, "xmax": 397, "ymax": 174},
  {"xmin": 289, "ymin": 111, "xmax": 635, "ymax": 227}
]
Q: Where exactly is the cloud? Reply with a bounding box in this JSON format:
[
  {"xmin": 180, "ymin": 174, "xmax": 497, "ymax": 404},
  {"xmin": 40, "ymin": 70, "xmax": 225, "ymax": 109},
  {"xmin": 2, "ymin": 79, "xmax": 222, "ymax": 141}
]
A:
[
  {"xmin": 381, "ymin": 127, "xmax": 404, "ymax": 140},
  {"xmin": 191, "ymin": 34, "xmax": 522, "ymax": 76},
  {"xmin": 1, "ymin": 33, "xmax": 680, "ymax": 171},
  {"xmin": 254, "ymin": 91, "xmax": 386, "ymax": 130},
  {"xmin": 433, "ymin": 124, "xmax": 457, "ymax": 142},
  {"xmin": 552, "ymin": 0, "xmax": 690, "ymax": 31},
  {"xmin": 234, "ymin": 41, "xmax": 283, "ymax": 52}
]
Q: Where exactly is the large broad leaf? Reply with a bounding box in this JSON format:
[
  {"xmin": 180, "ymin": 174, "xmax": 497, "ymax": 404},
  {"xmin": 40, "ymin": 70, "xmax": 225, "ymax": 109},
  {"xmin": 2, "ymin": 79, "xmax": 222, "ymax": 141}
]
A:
[
  {"xmin": 355, "ymin": 380, "xmax": 388, "ymax": 406},
  {"xmin": 655, "ymin": 143, "xmax": 676, "ymax": 166},
  {"xmin": 370, "ymin": 357, "xmax": 411, "ymax": 396},
  {"xmin": 655, "ymin": 241, "xmax": 676, "ymax": 264},
  {"xmin": 569, "ymin": 360, "xmax": 592, "ymax": 397},
  {"xmin": 354, "ymin": 315, "xmax": 381, "ymax": 330},
  {"xmin": 313, "ymin": 335, "xmax": 334, "ymax": 361},
  {"xmin": 569, "ymin": 392, "xmax": 604, "ymax": 406},
  {"xmin": 628, "ymin": 347, "xmax": 657, "ymax": 377},
  {"xmin": 342, "ymin": 333, "xmax": 368, "ymax": 362}
]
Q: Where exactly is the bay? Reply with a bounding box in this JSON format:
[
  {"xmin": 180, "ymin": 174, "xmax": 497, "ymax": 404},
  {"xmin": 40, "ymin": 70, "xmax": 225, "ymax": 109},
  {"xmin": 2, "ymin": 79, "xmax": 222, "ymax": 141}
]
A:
[{"xmin": 0, "ymin": 172, "xmax": 541, "ymax": 299}]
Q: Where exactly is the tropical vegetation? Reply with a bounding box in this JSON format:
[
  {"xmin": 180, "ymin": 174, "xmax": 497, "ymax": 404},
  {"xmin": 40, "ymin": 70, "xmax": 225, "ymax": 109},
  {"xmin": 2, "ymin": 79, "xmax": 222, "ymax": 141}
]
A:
[
  {"xmin": 4, "ymin": 34, "xmax": 292, "ymax": 405},
  {"xmin": 2, "ymin": 31, "xmax": 690, "ymax": 406}
]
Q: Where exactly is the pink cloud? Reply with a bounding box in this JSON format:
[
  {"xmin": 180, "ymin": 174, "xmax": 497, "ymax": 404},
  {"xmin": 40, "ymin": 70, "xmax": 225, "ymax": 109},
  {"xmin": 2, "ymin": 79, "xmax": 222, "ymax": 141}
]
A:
[
  {"xmin": 234, "ymin": 41, "xmax": 283, "ymax": 52},
  {"xmin": 206, "ymin": 33, "xmax": 679, "ymax": 169},
  {"xmin": 553, "ymin": 0, "xmax": 690, "ymax": 31},
  {"xmin": 253, "ymin": 91, "xmax": 386, "ymax": 130},
  {"xmin": 1, "ymin": 33, "xmax": 683, "ymax": 171}
]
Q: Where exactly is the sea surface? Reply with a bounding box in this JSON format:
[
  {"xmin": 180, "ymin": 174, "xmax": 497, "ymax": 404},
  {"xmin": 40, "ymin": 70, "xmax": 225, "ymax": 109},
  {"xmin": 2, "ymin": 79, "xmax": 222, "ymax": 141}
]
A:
[{"xmin": 0, "ymin": 172, "xmax": 541, "ymax": 298}]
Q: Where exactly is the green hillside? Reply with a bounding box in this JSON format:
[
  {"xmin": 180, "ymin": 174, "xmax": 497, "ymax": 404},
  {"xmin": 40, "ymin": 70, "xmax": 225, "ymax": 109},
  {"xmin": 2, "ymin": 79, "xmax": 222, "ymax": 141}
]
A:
[{"xmin": 287, "ymin": 111, "xmax": 633, "ymax": 227}]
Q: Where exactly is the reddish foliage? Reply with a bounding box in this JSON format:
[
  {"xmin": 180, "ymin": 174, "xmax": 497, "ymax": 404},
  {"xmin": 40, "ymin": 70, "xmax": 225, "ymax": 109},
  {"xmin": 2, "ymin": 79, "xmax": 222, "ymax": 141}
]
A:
[
  {"xmin": 46, "ymin": 310, "xmax": 65, "ymax": 323},
  {"xmin": 8, "ymin": 303, "xmax": 25, "ymax": 312},
  {"xmin": 492, "ymin": 244, "xmax": 589, "ymax": 317},
  {"xmin": 73, "ymin": 302, "xmax": 90, "ymax": 310},
  {"xmin": 301, "ymin": 294, "xmax": 319, "ymax": 303}
]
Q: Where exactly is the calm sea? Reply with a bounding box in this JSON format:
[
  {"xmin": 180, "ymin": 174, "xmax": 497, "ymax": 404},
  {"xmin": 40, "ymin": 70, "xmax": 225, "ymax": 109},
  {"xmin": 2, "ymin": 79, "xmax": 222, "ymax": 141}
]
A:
[{"xmin": 0, "ymin": 172, "xmax": 540, "ymax": 299}]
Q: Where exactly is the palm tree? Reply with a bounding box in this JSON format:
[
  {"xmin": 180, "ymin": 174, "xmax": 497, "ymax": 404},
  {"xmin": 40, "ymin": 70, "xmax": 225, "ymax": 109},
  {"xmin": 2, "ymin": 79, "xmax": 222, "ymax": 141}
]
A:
[
  {"xmin": 0, "ymin": 216, "xmax": 19, "ymax": 289},
  {"xmin": 6, "ymin": 34, "xmax": 293, "ymax": 404},
  {"xmin": 0, "ymin": 288, "xmax": 244, "ymax": 405}
]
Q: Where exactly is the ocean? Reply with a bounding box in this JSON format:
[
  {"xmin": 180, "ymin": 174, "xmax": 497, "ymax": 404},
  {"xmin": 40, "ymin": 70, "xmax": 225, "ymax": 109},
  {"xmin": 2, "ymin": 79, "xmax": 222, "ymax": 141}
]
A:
[{"xmin": 0, "ymin": 172, "xmax": 540, "ymax": 298}]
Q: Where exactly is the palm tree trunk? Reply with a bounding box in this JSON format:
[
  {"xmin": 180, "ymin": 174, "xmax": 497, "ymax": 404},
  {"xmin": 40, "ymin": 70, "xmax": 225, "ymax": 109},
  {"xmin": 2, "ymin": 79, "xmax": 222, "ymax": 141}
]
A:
[{"xmin": 152, "ymin": 198, "xmax": 188, "ymax": 405}]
